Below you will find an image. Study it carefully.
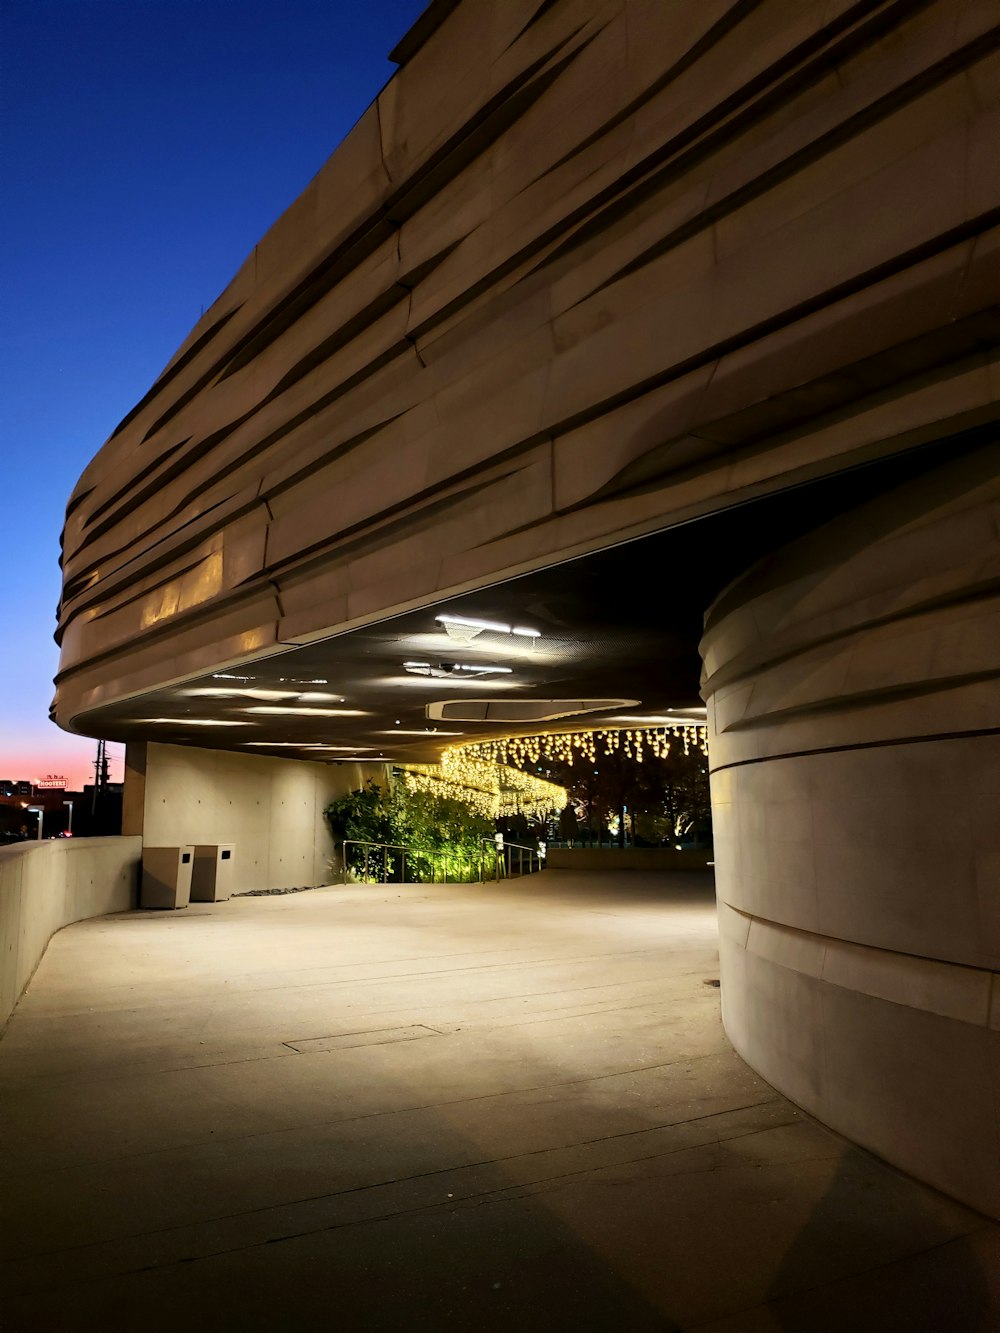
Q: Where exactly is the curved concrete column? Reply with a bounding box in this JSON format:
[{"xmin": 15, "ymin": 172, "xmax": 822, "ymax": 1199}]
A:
[{"xmin": 701, "ymin": 445, "xmax": 1000, "ymax": 1215}]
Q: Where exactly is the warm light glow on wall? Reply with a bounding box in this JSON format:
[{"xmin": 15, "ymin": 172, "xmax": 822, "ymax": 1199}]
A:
[{"xmin": 140, "ymin": 550, "xmax": 223, "ymax": 629}]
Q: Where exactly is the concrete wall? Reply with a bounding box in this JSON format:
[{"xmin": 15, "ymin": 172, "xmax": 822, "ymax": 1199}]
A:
[
  {"xmin": 0, "ymin": 836, "xmax": 140, "ymax": 1027},
  {"xmin": 701, "ymin": 445, "xmax": 1000, "ymax": 1217},
  {"xmin": 126, "ymin": 742, "xmax": 388, "ymax": 891}
]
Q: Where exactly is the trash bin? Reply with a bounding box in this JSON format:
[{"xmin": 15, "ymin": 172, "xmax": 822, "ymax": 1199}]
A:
[
  {"xmin": 190, "ymin": 844, "xmax": 235, "ymax": 902},
  {"xmin": 141, "ymin": 846, "xmax": 194, "ymax": 910}
]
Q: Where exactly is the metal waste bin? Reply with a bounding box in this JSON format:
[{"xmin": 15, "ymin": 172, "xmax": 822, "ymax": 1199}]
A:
[
  {"xmin": 190, "ymin": 844, "xmax": 235, "ymax": 902},
  {"xmin": 141, "ymin": 846, "xmax": 194, "ymax": 910}
]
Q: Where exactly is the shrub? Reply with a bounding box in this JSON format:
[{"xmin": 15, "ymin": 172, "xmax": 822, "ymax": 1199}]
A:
[{"xmin": 325, "ymin": 778, "xmax": 494, "ymax": 883}]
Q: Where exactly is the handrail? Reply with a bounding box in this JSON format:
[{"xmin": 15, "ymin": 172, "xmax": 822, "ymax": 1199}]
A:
[
  {"xmin": 492, "ymin": 839, "xmax": 545, "ymax": 880},
  {"xmin": 341, "ymin": 838, "xmax": 547, "ymax": 885}
]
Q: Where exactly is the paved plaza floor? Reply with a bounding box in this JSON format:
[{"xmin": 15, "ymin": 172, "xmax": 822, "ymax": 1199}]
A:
[{"xmin": 1, "ymin": 871, "xmax": 998, "ymax": 1330}]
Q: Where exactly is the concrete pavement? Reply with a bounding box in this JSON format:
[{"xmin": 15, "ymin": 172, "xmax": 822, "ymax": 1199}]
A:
[{"xmin": 1, "ymin": 871, "xmax": 998, "ymax": 1330}]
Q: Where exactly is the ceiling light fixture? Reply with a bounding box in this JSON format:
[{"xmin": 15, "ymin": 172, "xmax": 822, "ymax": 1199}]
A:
[
  {"xmin": 403, "ymin": 661, "xmax": 512, "ymax": 679},
  {"xmin": 139, "ymin": 718, "xmax": 253, "ymax": 727},
  {"xmin": 435, "ymin": 614, "xmax": 539, "ymax": 644},
  {"xmin": 243, "ymin": 742, "xmax": 373, "ymax": 750},
  {"xmin": 184, "ymin": 687, "xmax": 301, "ymax": 701},
  {"xmin": 377, "ymin": 728, "xmax": 464, "ymax": 736},
  {"xmin": 329, "ymin": 755, "xmax": 396, "ymax": 763},
  {"xmin": 244, "ymin": 706, "xmax": 367, "ymax": 717}
]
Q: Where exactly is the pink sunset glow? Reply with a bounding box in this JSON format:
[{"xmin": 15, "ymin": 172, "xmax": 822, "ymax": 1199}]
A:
[{"xmin": 0, "ymin": 736, "xmax": 124, "ymax": 791}]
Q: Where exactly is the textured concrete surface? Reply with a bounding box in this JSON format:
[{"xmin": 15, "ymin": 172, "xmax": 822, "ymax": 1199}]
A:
[
  {"xmin": 703, "ymin": 450, "xmax": 1000, "ymax": 1218},
  {"xmin": 0, "ymin": 837, "xmax": 139, "ymax": 1026},
  {"xmin": 1, "ymin": 871, "xmax": 998, "ymax": 1330},
  {"xmin": 55, "ymin": 0, "xmax": 1000, "ymax": 732},
  {"xmin": 124, "ymin": 743, "xmax": 387, "ymax": 893}
]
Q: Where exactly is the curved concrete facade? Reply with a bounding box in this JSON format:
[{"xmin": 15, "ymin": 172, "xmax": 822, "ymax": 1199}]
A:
[
  {"xmin": 53, "ymin": 0, "xmax": 1000, "ymax": 1215},
  {"xmin": 702, "ymin": 445, "xmax": 1000, "ymax": 1215},
  {"xmin": 55, "ymin": 0, "xmax": 1000, "ymax": 730}
]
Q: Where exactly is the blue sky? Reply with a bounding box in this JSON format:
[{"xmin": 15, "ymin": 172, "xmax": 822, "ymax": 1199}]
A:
[{"xmin": 1, "ymin": 0, "xmax": 426, "ymax": 786}]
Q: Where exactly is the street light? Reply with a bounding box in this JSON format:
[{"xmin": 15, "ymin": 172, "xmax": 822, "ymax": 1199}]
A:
[{"xmin": 26, "ymin": 806, "xmax": 44, "ymax": 840}]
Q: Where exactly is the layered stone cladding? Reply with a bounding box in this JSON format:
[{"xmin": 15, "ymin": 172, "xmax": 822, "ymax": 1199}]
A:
[{"xmin": 55, "ymin": 0, "xmax": 1000, "ymax": 728}]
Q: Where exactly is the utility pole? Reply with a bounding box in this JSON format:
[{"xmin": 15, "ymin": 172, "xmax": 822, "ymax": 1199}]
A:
[{"xmin": 91, "ymin": 739, "xmax": 108, "ymax": 814}]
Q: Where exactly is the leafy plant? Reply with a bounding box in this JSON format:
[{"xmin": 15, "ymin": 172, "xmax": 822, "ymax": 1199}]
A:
[{"xmin": 325, "ymin": 778, "xmax": 494, "ymax": 883}]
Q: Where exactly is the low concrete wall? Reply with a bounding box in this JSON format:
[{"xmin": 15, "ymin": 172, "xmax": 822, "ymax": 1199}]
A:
[
  {"xmin": 547, "ymin": 848, "xmax": 713, "ymax": 872},
  {"xmin": 0, "ymin": 836, "xmax": 140, "ymax": 1027}
]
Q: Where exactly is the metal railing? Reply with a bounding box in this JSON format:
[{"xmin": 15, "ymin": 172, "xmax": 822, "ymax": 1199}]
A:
[
  {"xmin": 341, "ymin": 839, "xmax": 546, "ymax": 885},
  {"xmin": 493, "ymin": 840, "xmax": 545, "ymax": 879}
]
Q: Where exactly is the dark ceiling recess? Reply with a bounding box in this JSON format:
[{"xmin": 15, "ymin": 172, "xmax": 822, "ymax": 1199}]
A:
[{"xmin": 77, "ymin": 437, "xmax": 983, "ymax": 765}]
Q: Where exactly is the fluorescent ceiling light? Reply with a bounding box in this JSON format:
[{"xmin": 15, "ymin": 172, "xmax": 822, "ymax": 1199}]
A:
[
  {"xmin": 378, "ymin": 675, "xmax": 517, "ymax": 690},
  {"xmin": 278, "ymin": 678, "xmax": 329, "ymax": 684},
  {"xmin": 212, "ymin": 673, "xmax": 253, "ymax": 681},
  {"xmin": 244, "ymin": 742, "xmax": 373, "ymax": 750},
  {"xmin": 427, "ymin": 698, "xmax": 637, "ymax": 722},
  {"xmin": 140, "ymin": 718, "xmax": 253, "ymax": 727},
  {"xmin": 608, "ymin": 711, "xmax": 707, "ymax": 724},
  {"xmin": 244, "ymin": 706, "xmax": 366, "ymax": 717},
  {"xmin": 403, "ymin": 661, "xmax": 512, "ymax": 678},
  {"xmin": 308, "ymin": 745, "xmax": 373, "ymax": 751},
  {"xmin": 184, "ymin": 687, "xmax": 300, "ymax": 700},
  {"xmin": 435, "ymin": 614, "xmax": 539, "ymax": 643},
  {"xmin": 403, "ymin": 632, "xmax": 553, "ymax": 663},
  {"xmin": 377, "ymin": 729, "xmax": 464, "ymax": 736},
  {"xmin": 186, "ymin": 687, "xmax": 344, "ymax": 703},
  {"xmin": 436, "ymin": 614, "xmax": 510, "ymax": 634}
]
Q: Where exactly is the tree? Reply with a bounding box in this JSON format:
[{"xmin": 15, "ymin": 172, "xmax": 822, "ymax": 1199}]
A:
[
  {"xmin": 518, "ymin": 740, "xmax": 711, "ymax": 848},
  {"xmin": 557, "ymin": 804, "xmax": 579, "ymax": 845},
  {"xmin": 325, "ymin": 778, "xmax": 494, "ymax": 882}
]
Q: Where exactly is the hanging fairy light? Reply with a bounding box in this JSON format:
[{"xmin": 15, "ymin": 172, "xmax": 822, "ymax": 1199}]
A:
[
  {"xmin": 440, "ymin": 722, "xmax": 708, "ymax": 774},
  {"xmin": 396, "ymin": 760, "xmax": 566, "ymax": 821}
]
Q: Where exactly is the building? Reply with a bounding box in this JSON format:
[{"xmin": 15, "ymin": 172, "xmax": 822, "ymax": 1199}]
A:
[{"xmin": 52, "ymin": 0, "xmax": 1000, "ymax": 1217}]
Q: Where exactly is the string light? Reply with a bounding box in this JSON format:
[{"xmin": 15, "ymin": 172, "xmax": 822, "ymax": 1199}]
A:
[
  {"xmin": 440, "ymin": 723, "xmax": 708, "ymax": 773},
  {"xmin": 394, "ymin": 724, "xmax": 707, "ymax": 820},
  {"xmin": 397, "ymin": 760, "xmax": 566, "ymax": 821}
]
